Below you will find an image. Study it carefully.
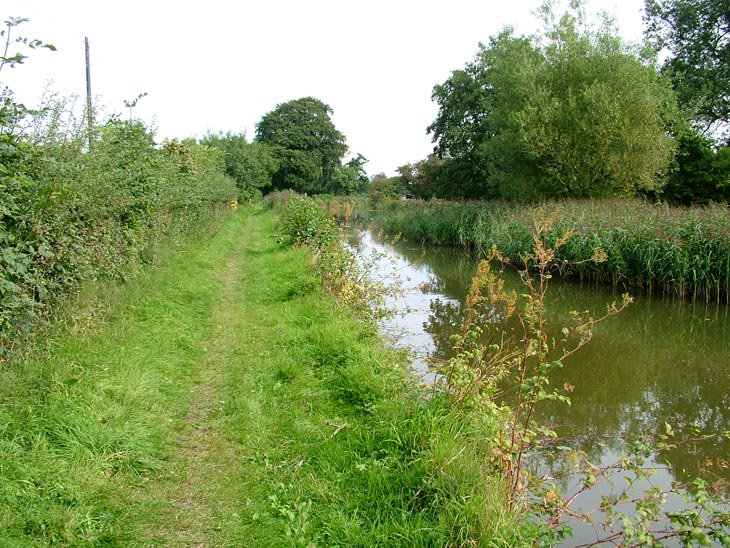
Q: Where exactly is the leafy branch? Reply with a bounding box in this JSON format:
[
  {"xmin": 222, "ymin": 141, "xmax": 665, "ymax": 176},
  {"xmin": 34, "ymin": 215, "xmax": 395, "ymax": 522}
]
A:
[{"xmin": 0, "ymin": 17, "xmax": 56, "ymax": 74}]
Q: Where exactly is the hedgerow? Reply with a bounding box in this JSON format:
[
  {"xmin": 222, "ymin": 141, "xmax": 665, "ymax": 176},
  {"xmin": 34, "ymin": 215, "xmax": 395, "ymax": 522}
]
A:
[{"xmin": 1, "ymin": 108, "xmax": 236, "ymax": 354}]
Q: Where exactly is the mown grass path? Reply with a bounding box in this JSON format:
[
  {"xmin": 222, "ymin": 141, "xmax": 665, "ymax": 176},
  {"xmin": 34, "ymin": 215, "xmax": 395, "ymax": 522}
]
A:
[
  {"xmin": 145, "ymin": 208, "xmax": 254, "ymax": 546},
  {"xmin": 125, "ymin": 206, "xmax": 342, "ymax": 547},
  {"xmin": 1, "ymin": 207, "xmax": 517, "ymax": 547}
]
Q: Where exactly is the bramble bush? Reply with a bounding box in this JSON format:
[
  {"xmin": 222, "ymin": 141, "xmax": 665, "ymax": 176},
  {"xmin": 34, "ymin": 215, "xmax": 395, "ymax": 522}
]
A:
[
  {"xmin": 0, "ymin": 21, "xmax": 236, "ymax": 353},
  {"xmin": 1, "ymin": 113, "xmax": 236, "ymax": 354}
]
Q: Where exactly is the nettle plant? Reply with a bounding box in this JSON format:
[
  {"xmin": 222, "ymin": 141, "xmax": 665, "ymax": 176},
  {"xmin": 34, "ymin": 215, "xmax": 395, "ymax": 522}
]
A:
[{"xmin": 437, "ymin": 208, "xmax": 730, "ymax": 546}]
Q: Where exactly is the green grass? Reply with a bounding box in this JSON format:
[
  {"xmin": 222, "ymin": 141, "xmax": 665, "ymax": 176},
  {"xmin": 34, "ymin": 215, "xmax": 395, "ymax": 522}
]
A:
[
  {"xmin": 0, "ymin": 207, "xmax": 528, "ymax": 547},
  {"xmin": 376, "ymin": 197, "xmax": 730, "ymax": 303},
  {"xmin": 1, "ymin": 208, "xmax": 231, "ymax": 546}
]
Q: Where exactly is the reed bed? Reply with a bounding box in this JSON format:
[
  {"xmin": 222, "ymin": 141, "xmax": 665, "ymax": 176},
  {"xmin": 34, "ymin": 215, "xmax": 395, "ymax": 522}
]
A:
[{"xmin": 377, "ymin": 198, "xmax": 730, "ymax": 303}]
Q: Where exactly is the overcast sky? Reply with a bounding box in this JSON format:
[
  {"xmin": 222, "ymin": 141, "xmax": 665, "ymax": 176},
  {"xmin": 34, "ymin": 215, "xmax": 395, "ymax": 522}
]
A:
[{"xmin": 3, "ymin": 0, "xmax": 645, "ymax": 176}]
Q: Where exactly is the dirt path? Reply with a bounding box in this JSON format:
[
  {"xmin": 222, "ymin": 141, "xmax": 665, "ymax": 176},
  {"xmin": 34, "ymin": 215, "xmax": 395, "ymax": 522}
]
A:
[{"xmin": 153, "ymin": 215, "xmax": 251, "ymax": 547}]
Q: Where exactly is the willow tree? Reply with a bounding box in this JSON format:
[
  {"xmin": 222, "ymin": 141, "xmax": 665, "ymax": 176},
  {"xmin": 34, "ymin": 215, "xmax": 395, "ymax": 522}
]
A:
[{"xmin": 429, "ymin": 2, "xmax": 679, "ymax": 201}]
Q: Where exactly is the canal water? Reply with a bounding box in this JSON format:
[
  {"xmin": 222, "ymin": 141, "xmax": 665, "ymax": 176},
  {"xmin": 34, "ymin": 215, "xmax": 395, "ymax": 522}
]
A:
[{"xmin": 349, "ymin": 227, "xmax": 730, "ymax": 545}]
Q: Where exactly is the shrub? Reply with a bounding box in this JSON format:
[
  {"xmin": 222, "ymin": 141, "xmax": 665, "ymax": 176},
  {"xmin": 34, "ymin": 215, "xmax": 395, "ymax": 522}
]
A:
[
  {"xmin": 277, "ymin": 193, "xmax": 338, "ymax": 247},
  {"xmin": 1, "ymin": 110, "xmax": 236, "ymax": 355}
]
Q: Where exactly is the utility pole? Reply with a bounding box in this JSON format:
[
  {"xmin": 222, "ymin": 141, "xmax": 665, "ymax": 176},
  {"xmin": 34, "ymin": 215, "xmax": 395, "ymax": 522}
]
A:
[{"xmin": 85, "ymin": 37, "xmax": 92, "ymax": 148}]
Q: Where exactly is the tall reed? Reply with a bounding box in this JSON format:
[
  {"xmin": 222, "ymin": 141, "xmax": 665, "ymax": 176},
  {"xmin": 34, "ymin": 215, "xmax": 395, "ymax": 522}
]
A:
[{"xmin": 376, "ymin": 198, "xmax": 730, "ymax": 303}]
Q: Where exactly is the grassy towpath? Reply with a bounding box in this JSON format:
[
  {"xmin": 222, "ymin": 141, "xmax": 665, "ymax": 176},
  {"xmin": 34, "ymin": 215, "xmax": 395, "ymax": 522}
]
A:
[{"xmin": 0, "ymin": 207, "xmax": 518, "ymax": 547}]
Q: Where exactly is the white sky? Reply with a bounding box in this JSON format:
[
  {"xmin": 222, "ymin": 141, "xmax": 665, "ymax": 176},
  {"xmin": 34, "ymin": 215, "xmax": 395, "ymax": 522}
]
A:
[{"xmin": 3, "ymin": 0, "xmax": 645, "ymax": 176}]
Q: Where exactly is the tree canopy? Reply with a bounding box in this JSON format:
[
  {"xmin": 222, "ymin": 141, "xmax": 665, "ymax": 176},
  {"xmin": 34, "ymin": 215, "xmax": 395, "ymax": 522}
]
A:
[
  {"xmin": 328, "ymin": 153, "xmax": 369, "ymax": 195},
  {"xmin": 254, "ymin": 97, "xmax": 349, "ymax": 194},
  {"xmin": 201, "ymin": 132, "xmax": 278, "ymax": 200},
  {"xmin": 395, "ymin": 156, "xmax": 442, "ymax": 199},
  {"xmin": 644, "ymin": 0, "xmax": 730, "ymax": 137},
  {"xmin": 428, "ymin": 2, "xmax": 678, "ymax": 201}
]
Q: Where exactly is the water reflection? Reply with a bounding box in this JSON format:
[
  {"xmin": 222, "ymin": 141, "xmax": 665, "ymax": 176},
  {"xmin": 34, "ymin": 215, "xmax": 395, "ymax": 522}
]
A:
[
  {"xmin": 535, "ymin": 290, "xmax": 730, "ymax": 488},
  {"xmin": 351, "ymin": 226, "xmax": 730, "ymax": 541}
]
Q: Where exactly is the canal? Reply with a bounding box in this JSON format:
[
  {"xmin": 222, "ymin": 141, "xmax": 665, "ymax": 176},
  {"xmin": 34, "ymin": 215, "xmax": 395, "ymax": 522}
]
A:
[{"xmin": 349, "ymin": 226, "xmax": 730, "ymax": 545}]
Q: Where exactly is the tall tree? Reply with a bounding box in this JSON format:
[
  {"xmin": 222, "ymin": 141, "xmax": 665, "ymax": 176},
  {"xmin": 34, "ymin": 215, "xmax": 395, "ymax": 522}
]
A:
[
  {"xmin": 644, "ymin": 0, "xmax": 730, "ymax": 137},
  {"xmin": 498, "ymin": 5, "xmax": 678, "ymax": 200},
  {"xmin": 428, "ymin": 47, "xmax": 509, "ymax": 199},
  {"xmin": 429, "ymin": 2, "xmax": 678, "ymax": 201},
  {"xmin": 255, "ymin": 97, "xmax": 348, "ymax": 194}
]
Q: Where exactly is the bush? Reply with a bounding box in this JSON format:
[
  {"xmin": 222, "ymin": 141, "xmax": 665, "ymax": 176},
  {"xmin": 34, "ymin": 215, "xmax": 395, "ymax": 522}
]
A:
[
  {"xmin": 1, "ymin": 111, "xmax": 236, "ymax": 354},
  {"xmin": 201, "ymin": 131, "xmax": 278, "ymax": 200},
  {"xmin": 657, "ymin": 129, "xmax": 730, "ymax": 206},
  {"xmin": 276, "ymin": 193, "xmax": 338, "ymax": 247}
]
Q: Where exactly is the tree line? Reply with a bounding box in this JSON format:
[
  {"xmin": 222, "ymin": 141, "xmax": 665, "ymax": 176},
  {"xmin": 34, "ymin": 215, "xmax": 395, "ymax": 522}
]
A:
[
  {"xmin": 3, "ymin": 0, "xmax": 729, "ymax": 348},
  {"xmin": 204, "ymin": 0, "xmax": 730, "ymax": 207},
  {"xmin": 378, "ymin": 0, "xmax": 730, "ymax": 206},
  {"xmin": 203, "ymin": 97, "xmax": 368, "ymax": 200}
]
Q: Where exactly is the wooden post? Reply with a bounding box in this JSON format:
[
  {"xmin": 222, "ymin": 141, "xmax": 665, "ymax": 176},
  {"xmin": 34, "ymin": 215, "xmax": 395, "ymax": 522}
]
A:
[{"xmin": 85, "ymin": 37, "xmax": 92, "ymax": 147}]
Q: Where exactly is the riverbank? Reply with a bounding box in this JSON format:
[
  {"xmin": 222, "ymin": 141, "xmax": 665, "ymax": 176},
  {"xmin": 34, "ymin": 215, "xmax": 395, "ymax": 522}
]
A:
[
  {"xmin": 344, "ymin": 217, "xmax": 730, "ymax": 545},
  {"xmin": 0, "ymin": 207, "xmax": 527, "ymax": 546},
  {"xmin": 374, "ymin": 197, "xmax": 730, "ymax": 303}
]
